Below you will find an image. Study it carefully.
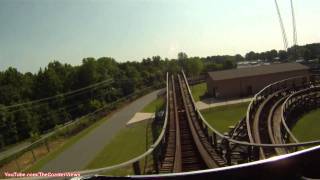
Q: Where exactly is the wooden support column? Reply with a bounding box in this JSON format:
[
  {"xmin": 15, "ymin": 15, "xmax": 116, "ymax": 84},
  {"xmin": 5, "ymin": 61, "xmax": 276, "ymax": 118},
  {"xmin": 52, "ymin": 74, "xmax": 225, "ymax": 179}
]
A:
[
  {"xmin": 44, "ymin": 139, "xmax": 50, "ymax": 152},
  {"xmin": 247, "ymin": 146, "xmax": 252, "ymax": 161},
  {"xmin": 14, "ymin": 156, "xmax": 21, "ymax": 171},
  {"xmin": 204, "ymin": 126, "xmax": 208, "ymax": 138},
  {"xmin": 133, "ymin": 161, "xmax": 141, "ymax": 175},
  {"xmin": 152, "ymin": 148, "xmax": 159, "ymax": 174},
  {"xmin": 225, "ymin": 141, "xmax": 231, "ymax": 165},
  {"xmin": 213, "ymin": 133, "xmax": 217, "ymax": 148},
  {"xmin": 31, "ymin": 149, "xmax": 36, "ymax": 162}
]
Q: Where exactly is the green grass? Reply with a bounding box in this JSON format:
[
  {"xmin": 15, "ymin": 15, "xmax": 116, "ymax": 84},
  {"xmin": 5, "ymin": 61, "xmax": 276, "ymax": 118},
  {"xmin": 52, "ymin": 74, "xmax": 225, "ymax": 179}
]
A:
[
  {"xmin": 85, "ymin": 120, "xmax": 153, "ymax": 175},
  {"xmin": 200, "ymin": 102, "xmax": 249, "ymax": 133},
  {"xmin": 141, "ymin": 97, "xmax": 164, "ymax": 113},
  {"xmin": 24, "ymin": 116, "xmax": 109, "ymax": 172},
  {"xmin": 191, "ymin": 83, "xmax": 207, "ymax": 102},
  {"xmin": 292, "ymin": 108, "xmax": 320, "ymax": 142}
]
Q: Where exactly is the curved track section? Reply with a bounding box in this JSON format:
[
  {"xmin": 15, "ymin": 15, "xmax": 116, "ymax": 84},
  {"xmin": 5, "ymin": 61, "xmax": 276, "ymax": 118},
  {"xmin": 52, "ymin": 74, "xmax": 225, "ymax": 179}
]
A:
[
  {"xmin": 252, "ymin": 90, "xmax": 283, "ymax": 158},
  {"xmin": 281, "ymin": 86, "xmax": 320, "ymax": 143},
  {"xmin": 245, "ymin": 75, "xmax": 318, "ymax": 159},
  {"xmin": 267, "ymin": 96, "xmax": 288, "ymax": 154},
  {"xmin": 178, "ymin": 74, "xmax": 226, "ymax": 168},
  {"xmin": 160, "ymin": 73, "xmax": 224, "ymax": 173}
]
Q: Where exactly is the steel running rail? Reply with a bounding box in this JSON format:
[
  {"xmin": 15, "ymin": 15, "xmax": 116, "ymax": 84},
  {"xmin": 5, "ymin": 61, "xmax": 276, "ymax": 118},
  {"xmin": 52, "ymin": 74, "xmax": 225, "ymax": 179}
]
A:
[
  {"xmin": 133, "ymin": 144, "xmax": 320, "ymax": 179},
  {"xmin": 281, "ymin": 85, "xmax": 320, "ymax": 144},
  {"xmin": 182, "ymin": 71, "xmax": 320, "ymax": 148},
  {"xmin": 242, "ymin": 75, "xmax": 320, "ymax": 147}
]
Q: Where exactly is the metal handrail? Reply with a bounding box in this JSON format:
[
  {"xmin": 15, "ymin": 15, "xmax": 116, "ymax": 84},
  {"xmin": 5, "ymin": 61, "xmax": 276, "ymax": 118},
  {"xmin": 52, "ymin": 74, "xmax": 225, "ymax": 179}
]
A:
[
  {"xmin": 75, "ymin": 73, "xmax": 171, "ymax": 176},
  {"xmin": 245, "ymin": 75, "xmax": 307, "ymax": 143},
  {"xmin": 281, "ymin": 85, "xmax": 320, "ymax": 143},
  {"xmin": 132, "ymin": 144, "xmax": 320, "ymax": 178}
]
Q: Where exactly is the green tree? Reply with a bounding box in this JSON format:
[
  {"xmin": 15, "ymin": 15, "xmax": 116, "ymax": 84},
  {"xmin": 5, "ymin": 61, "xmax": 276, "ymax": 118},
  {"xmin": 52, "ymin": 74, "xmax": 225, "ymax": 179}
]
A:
[
  {"xmin": 304, "ymin": 49, "xmax": 313, "ymax": 60},
  {"xmin": 278, "ymin": 50, "xmax": 289, "ymax": 61},
  {"xmin": 235, "ymin": 54, "xmax": 244, "ymax": 62},
  {"xmin": 87, "ymin": 100, "xmax": 103, "ymax": 112},
  {"xmin": 205, "ymin": 63, "xmax": 219, "ymax": 72},
  {"xmin": 13, "ymin": 107, "xmax": 32, "ymax": 140},
  {"xmin": 178, "ymin": 52, "xmax": 188, "ymax": 60},
  {"xmin": 5, "ymin": 114, "xmax": 18, "ymax": 144},
  {"xmin": 36, "ymin": 104, "xmax": 58, "ymax": 133},
  {"xmin": 76, "ymin": 58, "xmax": 99, "ymax": 88},
  {"xmin": 0, "ymin": 67, "xmax": 24, "ymax": 105},
  {"xmin": 166, "ymin": 59, "xmax": 180, "ymax": 74},
  {"xmin": 0, "ymin": 105, "xmax": 7, "ymax": 148},
  {"xmin": 185, "ymin": 57, "xmax": 204, "ymax": 77},
  {"xmin": 33, "ymin": 68, "xmax": 63, "ymax": 98},
  {"xmin": 259, "ymin": 52, "xmax": 267, "ymax": 60},
  {"xmin": 177, "ymin": 52, "xmax": 188, "ymax": 72},
  {"xmin": 96, "ymin": 57, "xmax": 119, "ymax": 81},
  {"xmin": 222, "ymin": 60, "xmax": 235, "ymax": 69},
  {"xmin": 119, "ymin": 77, "xmax": 135, "ymax": 96},
  {"xmin": 245, "ymin": 51, "xmax": 259, "ymax": 61},
  {"xmin": 265, "ymin": 50, "xmax": 278, "ymax": 61}
]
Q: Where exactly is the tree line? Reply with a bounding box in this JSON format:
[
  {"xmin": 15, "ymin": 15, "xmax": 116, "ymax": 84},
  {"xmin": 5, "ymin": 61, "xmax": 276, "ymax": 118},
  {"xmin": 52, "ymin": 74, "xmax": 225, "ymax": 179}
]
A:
[
  {"xmin": 1, "ymin": 42, "xmax": 319, "ymax": 149},
  {"xmin": 0, "ymin": 55, "xmax": 210, "ymax": 149},
  {"xmin": 244, "ymin": 43, "xmax": 320, "ymax": 62}
]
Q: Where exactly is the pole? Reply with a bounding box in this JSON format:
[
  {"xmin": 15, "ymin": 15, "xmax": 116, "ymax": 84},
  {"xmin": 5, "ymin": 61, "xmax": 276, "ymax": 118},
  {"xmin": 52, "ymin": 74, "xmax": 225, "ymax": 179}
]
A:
[{"xmin": 274, "ymin": 0, "xmax": 289, "ymax": 50}]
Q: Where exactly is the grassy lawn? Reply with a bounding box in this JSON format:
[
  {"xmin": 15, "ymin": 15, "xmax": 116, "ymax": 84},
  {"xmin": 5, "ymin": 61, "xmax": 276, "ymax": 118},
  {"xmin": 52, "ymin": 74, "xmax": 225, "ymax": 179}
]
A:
[
  {"xmin": 292, "ymin": 108, "xmax": 320, "ymax": 142},
  {"xmin": 24, "ymin": 116, "xmax": 109, "ymax": 172},
  {"xmin": 85, "ymin": 120, "xmax": 153, "ymax": 175},
  {"xmin": 200, "ymin": 102, "xmax": 249, "ymax": 133},
  {"xmin": 191, "ymin": 83, "xmax": 207, "ymax": 102},
  {"xmin": 141, "ymin": 97, "xmax": 164, "ymax": 113}
]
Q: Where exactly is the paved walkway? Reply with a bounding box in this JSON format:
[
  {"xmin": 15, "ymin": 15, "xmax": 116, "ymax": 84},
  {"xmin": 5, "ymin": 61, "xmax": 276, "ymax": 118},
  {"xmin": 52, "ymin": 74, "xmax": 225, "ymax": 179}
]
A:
[
  {"xmin": 196, "ymin": 97, "xmax": 252, "ymax": 110},
  {"xmin": 41, "ymin": 90, "xmax": 161, "ymax": 172}
]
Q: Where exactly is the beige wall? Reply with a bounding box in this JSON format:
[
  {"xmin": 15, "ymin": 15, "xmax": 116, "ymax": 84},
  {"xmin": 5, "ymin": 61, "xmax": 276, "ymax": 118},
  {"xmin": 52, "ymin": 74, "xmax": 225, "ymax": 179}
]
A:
[{"xmin": 207, "ymin": 70, "xmax": 310, "ymax": 98}]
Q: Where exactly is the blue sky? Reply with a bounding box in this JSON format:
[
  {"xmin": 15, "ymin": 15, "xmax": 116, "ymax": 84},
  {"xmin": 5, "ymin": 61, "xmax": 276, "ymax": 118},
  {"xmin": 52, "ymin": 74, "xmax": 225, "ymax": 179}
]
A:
[{"xmin": 0, "ymin": 0, "xmax": 319, "ymax": 72}]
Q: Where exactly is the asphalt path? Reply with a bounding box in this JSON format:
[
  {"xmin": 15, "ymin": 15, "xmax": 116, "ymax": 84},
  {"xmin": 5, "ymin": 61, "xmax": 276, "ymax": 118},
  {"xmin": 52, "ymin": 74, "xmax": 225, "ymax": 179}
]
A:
[{"xmin": 41, "ymin": 90, "xmax": 161, "ymax": 172}]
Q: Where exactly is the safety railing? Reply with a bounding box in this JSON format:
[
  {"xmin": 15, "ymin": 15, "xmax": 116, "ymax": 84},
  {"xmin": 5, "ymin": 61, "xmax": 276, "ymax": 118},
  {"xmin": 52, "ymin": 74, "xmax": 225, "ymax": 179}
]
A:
[
  {"xmin": 245, "ymin": 75, "xmax": 310, "ymax": 143},
  {"xmin": 181, "ymin": 70, "xmax": 320, "ymax": 164},
  {"xmin": 281, "ymin": 85, "xmax": 320, "ymax": 144},
  {"xmin": 66, "ymin": 74, "xmax": 168, "ymax": 176}
]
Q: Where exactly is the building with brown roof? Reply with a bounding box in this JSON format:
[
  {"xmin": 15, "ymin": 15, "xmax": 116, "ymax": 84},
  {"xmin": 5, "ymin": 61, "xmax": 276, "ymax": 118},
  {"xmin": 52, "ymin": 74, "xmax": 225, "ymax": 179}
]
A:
[{"xmin": 206, "ymin": 63, "xmax": 310, "ymax": 98}]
